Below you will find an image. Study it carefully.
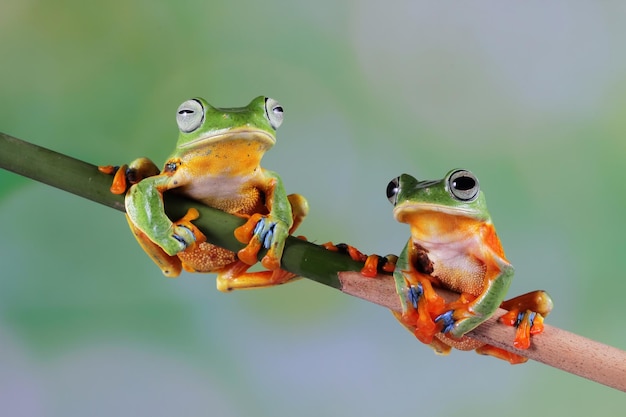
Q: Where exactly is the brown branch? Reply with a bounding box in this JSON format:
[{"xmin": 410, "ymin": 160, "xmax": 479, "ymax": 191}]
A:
[{"xmin": 339, "ymin": 271, "xmax": 626, "ymax": 392}]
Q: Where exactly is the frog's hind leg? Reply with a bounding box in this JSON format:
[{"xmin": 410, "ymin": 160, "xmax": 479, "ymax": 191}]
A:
[
  {"xmin": 499, "ymin": 290, "xmax": 553, "ymax": 349},
  {"xmin": 215, "ymin": 261, "xmax": 299, "ymax": 292},
  {"xmin": 287, "ymin": 193, "xmax": 309, "ymax": 234},
  {"xmin": 125, "ymin": 215, "xmax": 183, "ymax": 277}
]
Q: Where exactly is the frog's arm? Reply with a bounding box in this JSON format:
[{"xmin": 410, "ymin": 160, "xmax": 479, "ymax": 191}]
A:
[
  {"xmin": 235, "ymin": 169, "xmax": 294, "ymax": 270},
  {"xmin": 125, "ymin": 175, "xmax": 197, "ymax": 256},
  {"xmin": 392, "ymin": 242, "xmax": 447, "ymax": 344},
  {"xmin": 446, "ymin": 255, "xmax": 514, "ymax": 338},
  {"xmin": 393, "ymin": 244, "xmax": 411, "ymax": 314},
  {"xmin": 263, "ymin": 168, "xmax": 294, "ymax": 227}
]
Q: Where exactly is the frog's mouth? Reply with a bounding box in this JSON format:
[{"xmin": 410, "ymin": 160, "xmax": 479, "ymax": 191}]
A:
[
  {"xmin": 178, "ymin": 127, "xmax": 276, "ymax": 148},
  {"xmin": 393, "ymin": 203, "xmax": 489, "ymax": 244},
  {"xmin": 393, "ymin": 202, "xmax": 482, "ymax": 221}
]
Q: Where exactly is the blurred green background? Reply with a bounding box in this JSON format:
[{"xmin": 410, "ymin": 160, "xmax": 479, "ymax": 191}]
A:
[{"xmin": 1, "ymin": 1, "xmax": 625, "ymax": 415}]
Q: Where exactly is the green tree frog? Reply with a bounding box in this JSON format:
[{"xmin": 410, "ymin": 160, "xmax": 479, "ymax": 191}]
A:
[
  {"xmin": 385, "ymin": 169, "xmax": 553, "ymax": 364},
  {"xmin": 100, "ymin": 96, "xmax": 308, "ymax": 291}
]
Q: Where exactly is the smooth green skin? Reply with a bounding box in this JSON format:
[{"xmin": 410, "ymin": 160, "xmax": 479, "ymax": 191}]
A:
[
  {"xmin": 124, "ymin": 96, "xmax": 293, "ymax": 261},
  {"xmin": 391, "ymin": 170, "xmax": 514, "ymax": 338}
]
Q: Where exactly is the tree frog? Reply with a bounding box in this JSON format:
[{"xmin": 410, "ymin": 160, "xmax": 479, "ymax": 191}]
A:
[
  {"xmin": 386, "ymin": 169, "xmax": 553, "ymax": 363},
  {"xmin": 100, "ymin": 96, "xmax": 308, "ymax": 291}
]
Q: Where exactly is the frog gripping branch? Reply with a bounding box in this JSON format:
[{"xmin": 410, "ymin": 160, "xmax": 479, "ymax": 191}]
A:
[
  {"xmin": 4, "ymin": 126, "xmax": 626, "ymax": 389},
  {"xmin": 99, "ymin": 96, "xmax": 309, "ymax": 292},
  {"xmin": 384, "ymin": 169, "xmax": 553, "ymax": 364}
]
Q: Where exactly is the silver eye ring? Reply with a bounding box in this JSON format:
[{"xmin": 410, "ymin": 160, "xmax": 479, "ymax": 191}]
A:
[
  {"xmin": 448, "ymin": 169, "xmax": 479, "ymax": 202},
  {"xmin": 176, "ymin": 99, "xmax": 205, "ymax": 133}
]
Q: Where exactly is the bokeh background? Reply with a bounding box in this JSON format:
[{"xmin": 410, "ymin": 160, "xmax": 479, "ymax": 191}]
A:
[{"xmin": 1, "ymin": 1, "xmax": 625, "ymax": 415}]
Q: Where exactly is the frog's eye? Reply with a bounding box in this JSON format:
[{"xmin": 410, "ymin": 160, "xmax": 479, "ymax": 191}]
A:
[
  {"xmin": 448, "ymin": 169, "xmax": 479, "ymax": 202},
  {"xmin": 264, "ymin": 98, "xmax": 284, "ymax": 130},
  {"xmin": 176, "ymin": 99, "xmax": 205, "ymax": 133},
  {"xmin": 386, "ymin": 177, "xmax": 401, "ymax": 205}
]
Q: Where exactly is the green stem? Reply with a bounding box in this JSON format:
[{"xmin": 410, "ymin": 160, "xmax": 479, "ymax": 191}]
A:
[{"xmin": 0, "ymin": 132, "xmax": 364, "ymax": 289}]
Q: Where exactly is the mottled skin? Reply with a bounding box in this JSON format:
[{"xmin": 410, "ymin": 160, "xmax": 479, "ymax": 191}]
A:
[
  {"xmin": 387, "ymin": 170, "xmax": 552, "ymax": 363},
  {"xmin": 100, "ymin": 96, "xmax": 308, "ymax": 291}
]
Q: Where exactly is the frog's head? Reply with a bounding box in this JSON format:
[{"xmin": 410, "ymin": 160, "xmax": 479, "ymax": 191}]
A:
[
  {"xmin": 174, "ymin": 96, "xmax": 284, "ymax": 150},
  {"xmin": 387, "ymin": 169, "xmax": 491, "ymax": 236}
]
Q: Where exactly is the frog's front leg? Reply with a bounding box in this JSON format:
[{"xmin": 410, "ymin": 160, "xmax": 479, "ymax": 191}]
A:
[
  {"xmin": 499, "ymin": 290, "xmax": 553, "ymax": 349},
  {"xmin": 126, "ymin": 215, "xmax": 183, "ymax": 277},
  {"xmin": 125, "ymin": 174, "xmax": 201, "ymax": 273},
  {"xmin": 235, "ymin": 173, "xmax": 306, "ymax": 270},
  {"xmin": 436, "ymin": 254, "xmax": 514, "ymax": 339},
  {"xmin": 393, "ymin": 245, "xmax": 446, "ymax": 344}
]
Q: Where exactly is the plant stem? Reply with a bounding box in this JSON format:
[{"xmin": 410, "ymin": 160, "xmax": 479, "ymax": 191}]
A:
[{"xmin": 1, "ymin": 132, "xmax": 625, "ymax": 392}]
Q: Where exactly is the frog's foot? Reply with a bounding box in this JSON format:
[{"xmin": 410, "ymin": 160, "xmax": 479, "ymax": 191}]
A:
[
  {"xmin": 322, "ymin": 242, "xmax": 367, "ymax": 261},
  {"xmin": 361, "ymin": 254, "xmax": 397, "ymax": 277},
  {"xmin": 215, "ymin": 260, "xmax": 299, "ymax": 292},
  {"xmin": 499, "ymin": 290, "xmax": 553, "ymax": 350},
  {"xmin": 99, "ymin": 164, "xmax": 130, "ymax": 194},
  {"xmin": 405, "ymin": 278, "xmax": 447, "ymax": 344},
  {"xmin": 499, "ymin": 310, "xmax": 545, "ymax": 350},
  {"xmin": 433, "ymin": 293, "xmax": 478, "ymax": 335},
  {"xmin": 234, "ymin": 214, "xmax": 289, "ymax": 270},
  {"xmin": 321, "ymin": 242, "xmax": 396, "ymax": 278},
  {"xmin": 475, "ymin": 344, "xmax": 528, "ymax": 365},
  {"xmin": 98, "ymin": 157, "xmax": 161, "ymax": 195},
  {"xmin": 170, "ymin": 208, "xmax": 206, "ymax": 252}
]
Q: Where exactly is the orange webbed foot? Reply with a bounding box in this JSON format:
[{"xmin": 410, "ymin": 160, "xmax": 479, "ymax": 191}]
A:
[
  {"xmin": 433, "ymin": 293, "xmax": 477, "ymax": 335},
  {"xmin": 500, "ymin": 309, "xmax": 545, "ymax": 350},
  {"xmin": 215, "ymin": 261, "xmax": 299, "ymax": 292},
  {"xmin": 499, "ymin": 290, "xmax": 552, "ymax": 350},
  {"xmin": 234, "ymin": 214, "xmax": 265, "ymax": 265},
  {"xmin": 233, "ymin": 214, "xmax": 284, "ymax": 269},
  {"xmin": 360, "ymin": 255, "xmax": 380, "ymax": 278},
  {"xmin": 172, "ymin": 208, "xmax": 207, "ymax": 248},
  {"xmin": 98, "ymin": 164, "xmax": 130, "ymax": 194},
  {"xmin": 234, "ymin": 214, "xmax": 262, "ymax": 244},
  {"xmin": 361, "ymin": 254, "xmax": 397, "ymax": 277},
  {"xmin": 406, "ymin": 278, "xmax": 447, "ymax": 344},
  {"xmin": 321, "ymin": 243, "xmax": 396, "ymax": 278},
  {"xmin": 260, "ymin": 252, "xmax": 281, "ymax": 271},
  {"xmin": 321, "ymin": 242, "xmax": 367, "ymax": 261}
]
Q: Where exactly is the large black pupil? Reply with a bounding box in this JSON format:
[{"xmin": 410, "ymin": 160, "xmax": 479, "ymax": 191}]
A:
[
  {"xmin": 386, "ymin": 181, "xmax": 398, "ymax": 199},
  {"xmin": 453, "ymin": 176, "xmax": 475, "ymax": 191}
]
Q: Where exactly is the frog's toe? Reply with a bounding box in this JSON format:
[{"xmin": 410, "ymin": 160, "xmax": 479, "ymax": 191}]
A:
[
  {"xmin": 234, "ymin": 213, "xmax": 263, "ymax": 244},
  {"xmin": 407, "ymin": 283, "xmax": 423, "ymax": 309},
  {"xmin": 166, "ymin": 208, "xmax": 205, "ymax": 254},
  {"xmin": 435, "ymin": 310, "xmax": 456, "ymax": 334},
  {"xmin": 261, "ymin": 253, "xmax": 281, "ymax": 270},
  {"xmin": 500, "ymin": 309, "xmax": 544, "ymax": 350},
  {"xmin": 237, "ymin": 239, "xmax": 263, "ymax": 265},
  {"xmin": 253, "ymin": 218, "xmax": 276, "ymax": 249},
  {"xmin": 171, "ymin": 225, "xmax": 196, "ymax": 250},
  {"xmin": 360, "ymin": 255, "xmax": 380, "ymax": 278}
]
